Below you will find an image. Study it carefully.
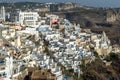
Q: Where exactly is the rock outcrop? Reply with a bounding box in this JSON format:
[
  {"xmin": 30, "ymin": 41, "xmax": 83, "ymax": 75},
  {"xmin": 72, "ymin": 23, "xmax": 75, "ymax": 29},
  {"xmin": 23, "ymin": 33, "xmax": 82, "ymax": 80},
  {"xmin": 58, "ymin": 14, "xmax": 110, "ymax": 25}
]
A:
[{"xmin": 106, "ymin": 9, "xmax": 120, "ymax": 22}]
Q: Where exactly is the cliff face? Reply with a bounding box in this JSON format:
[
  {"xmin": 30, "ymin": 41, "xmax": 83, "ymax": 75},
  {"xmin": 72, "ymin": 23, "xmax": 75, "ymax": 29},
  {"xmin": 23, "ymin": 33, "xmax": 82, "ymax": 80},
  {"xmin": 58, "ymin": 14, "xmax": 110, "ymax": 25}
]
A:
[
  {"xmin": 58, "ymin": 3, "xmax": 81, "ymax": 11},
  {"xmin": 81, "ymin": 53, "xmax": 120, "ymax": 80},
  {"xmin": 106, "ymin": 9, "xmax": 120, "ymax": 22}
]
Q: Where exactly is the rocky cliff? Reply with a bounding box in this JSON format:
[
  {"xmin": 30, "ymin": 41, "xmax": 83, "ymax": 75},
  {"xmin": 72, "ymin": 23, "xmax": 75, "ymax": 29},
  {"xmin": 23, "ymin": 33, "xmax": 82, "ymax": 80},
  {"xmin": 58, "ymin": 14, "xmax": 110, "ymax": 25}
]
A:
[{"xmin": 106, "ymin": 9, "xmax": 120, "ymax": 22}]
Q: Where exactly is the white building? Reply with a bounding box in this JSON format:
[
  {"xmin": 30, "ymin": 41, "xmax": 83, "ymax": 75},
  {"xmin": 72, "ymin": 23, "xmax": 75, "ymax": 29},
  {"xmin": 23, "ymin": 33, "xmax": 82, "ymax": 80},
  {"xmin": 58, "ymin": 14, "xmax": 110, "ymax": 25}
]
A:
[
  {"xmin": 0, "ymin": 6, "xmax": 5, "ymax": 22},
  {"xmin": 18, "ymin": 11, "xmax": 39, "ymax": 27}
]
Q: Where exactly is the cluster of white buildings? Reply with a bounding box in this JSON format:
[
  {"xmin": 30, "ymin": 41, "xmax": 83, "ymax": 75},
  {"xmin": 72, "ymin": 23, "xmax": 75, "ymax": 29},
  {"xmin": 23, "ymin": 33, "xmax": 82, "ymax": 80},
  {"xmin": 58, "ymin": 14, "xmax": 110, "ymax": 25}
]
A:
[
  {"xmin": 0, "ymin": 10, "xmax": 115, "ymax": 80},
  {"xmin": 30, "ymin": 52, "xmax": 63, "ymax": 80},
  {"xmin": 40, "ymin": 22, "xmax": 94, "ymax": 73},
  {"xmin": 0, "ymin": 46, "xmax": 27, "ymax": 80}
]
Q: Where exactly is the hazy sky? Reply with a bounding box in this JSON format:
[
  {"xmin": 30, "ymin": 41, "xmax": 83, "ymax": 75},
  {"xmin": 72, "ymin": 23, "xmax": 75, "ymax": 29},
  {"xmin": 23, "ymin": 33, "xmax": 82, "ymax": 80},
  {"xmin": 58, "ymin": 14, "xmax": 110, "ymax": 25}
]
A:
[{"xmin": 0, "ymin": 0, "xmax": 120, "ymax": 8}]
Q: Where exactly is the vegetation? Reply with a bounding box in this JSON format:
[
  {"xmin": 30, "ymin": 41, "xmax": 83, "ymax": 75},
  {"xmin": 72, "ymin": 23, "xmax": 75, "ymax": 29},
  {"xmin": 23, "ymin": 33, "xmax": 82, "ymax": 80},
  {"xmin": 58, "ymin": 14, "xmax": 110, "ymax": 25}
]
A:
[{"xmin": 80, "ymin": 53, "xmax": 120, "ymax": 80}]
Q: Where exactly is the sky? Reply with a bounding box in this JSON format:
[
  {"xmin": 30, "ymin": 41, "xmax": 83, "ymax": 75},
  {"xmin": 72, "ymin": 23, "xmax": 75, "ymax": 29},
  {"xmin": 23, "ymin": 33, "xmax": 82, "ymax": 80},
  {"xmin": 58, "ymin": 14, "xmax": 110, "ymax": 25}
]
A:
[{"xmin": 0, "ymin": 0, "xmax": 120, "ymax": 8}]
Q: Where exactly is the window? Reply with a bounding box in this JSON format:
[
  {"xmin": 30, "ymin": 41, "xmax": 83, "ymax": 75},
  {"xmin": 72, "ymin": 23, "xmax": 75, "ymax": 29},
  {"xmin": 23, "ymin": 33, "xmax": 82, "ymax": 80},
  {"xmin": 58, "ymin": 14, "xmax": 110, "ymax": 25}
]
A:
[
  {"xmin": 24, "ymin": 17, "xmax": 33, "ymax": 20},
  {"xmin": 0, "ymin": 74, "xmax": 2, "ymax": 77}
]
